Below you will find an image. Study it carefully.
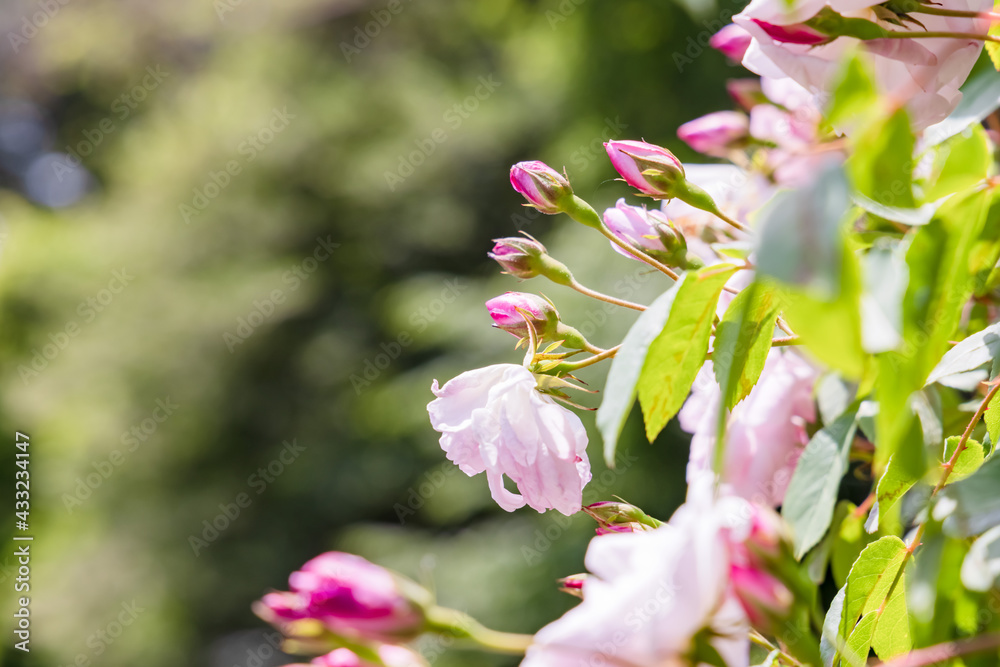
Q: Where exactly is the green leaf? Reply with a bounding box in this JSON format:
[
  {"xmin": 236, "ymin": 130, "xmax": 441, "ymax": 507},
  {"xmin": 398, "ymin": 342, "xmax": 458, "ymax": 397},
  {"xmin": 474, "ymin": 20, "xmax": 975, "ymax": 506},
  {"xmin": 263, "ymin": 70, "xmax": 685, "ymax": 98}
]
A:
[
  {"xmin": 756, "ymin": 166, "xmax": 851, "ymax": 297},
  {"xmin": 827, "ymin": 52, "xmax": 878, "ymax": 131},
  {"xmin": 843, "ymin": 536, "xmax": 907, "ymax": 626},
  {"xmin": 596, "ymin": 282, "xmax": 683, "ymax": 466},
  {"xmin": 861, "ymin": 241, "xmax": 907, "ymax": 354},
  {"xmin": 783, "ymin": 411, "xmax": 859, "ymax": 559},
  {"xmin": 926, "ymin": 66, "xmax": 1000, "ymax": 145},
  {"xmin": 779, "ymin": 243, "xmax": 866, "ymax": 379},
  {"xmin": 637, "ymin": 266, "xmax": 737, "ymax": 442},
  {"xmin": 848, "ymin": 107, "xmax": 915, "ymax": 209},
  {"xmin": 871, "ymin": 579, "xmax": 912, "ymax": 659},
  {"xmin": 926, "ymin": 322, "xmax": 1000, "ymax": 386},
  {"xmin": 845, "ymin": 612, "xmax": 876, "ymax": 665},
  {"xmin": 924, "ymin": 125, "xmax": 991, "ymax": 201},
  {"xmin": 820, "ymin": 586, "xmax": 848, "ymax": 667},
  {"xmin": 713, "ymin": 282, "xmax": 779, "ymax": 409},
  {"xmin": 986, "ymin": 389, "xmax": 1000, "ymax": 449},
  {"xmin": 832, "ymin": 502, "xmax": 880, "ymax": 589},
  {"xmin": 851, "ymin": 193, "xmax": 939, "ymax": 226},
  {"xmin": 944, "ymin": 436, "xmax": 985, "ymax": 484},
  {"xmin": 940, "ymin": 454, "xmax": 1000, "ymax": 537},
  {"xmin": 873, "ymin": 454, "xmax": 918, "ymax": 532},
  {"xmin": 961, "ymin": 524, "xmax": 1000, "ymax": 592},
  {"xmin": 876, "ymin": 186, "xmax": 992, "ymax": 472}
]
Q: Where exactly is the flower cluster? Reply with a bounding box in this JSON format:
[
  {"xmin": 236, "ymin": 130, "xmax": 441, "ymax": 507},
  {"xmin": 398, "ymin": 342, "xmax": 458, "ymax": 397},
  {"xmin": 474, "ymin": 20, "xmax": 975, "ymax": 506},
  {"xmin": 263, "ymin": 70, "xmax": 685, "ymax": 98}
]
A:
[{"xmin": 254, "ymin": 0, "xmax": 1000, "ymax": 663}]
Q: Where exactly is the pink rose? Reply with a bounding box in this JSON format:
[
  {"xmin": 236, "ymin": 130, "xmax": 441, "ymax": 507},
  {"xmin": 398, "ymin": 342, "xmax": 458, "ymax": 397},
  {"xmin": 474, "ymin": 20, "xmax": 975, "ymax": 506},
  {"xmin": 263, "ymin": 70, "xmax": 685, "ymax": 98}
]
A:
[
  {"xmin": 428, "ymin": 364, "xmax": 591, "ymax": 515},
  {"xmin": 255, "ymin": 552, "xmax": 426, "ymax": 642},
  {"xmin": 679, "ymin": 349, "xmax": 819, "ymax": 507}
]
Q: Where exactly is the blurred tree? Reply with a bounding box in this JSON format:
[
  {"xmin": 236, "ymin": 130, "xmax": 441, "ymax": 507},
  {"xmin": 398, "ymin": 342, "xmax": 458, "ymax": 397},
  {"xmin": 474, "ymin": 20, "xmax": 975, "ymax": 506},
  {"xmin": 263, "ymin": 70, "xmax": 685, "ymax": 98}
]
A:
[{"xmin": 0, "ymin": 0, "xmax": 740, "ymax": 665}]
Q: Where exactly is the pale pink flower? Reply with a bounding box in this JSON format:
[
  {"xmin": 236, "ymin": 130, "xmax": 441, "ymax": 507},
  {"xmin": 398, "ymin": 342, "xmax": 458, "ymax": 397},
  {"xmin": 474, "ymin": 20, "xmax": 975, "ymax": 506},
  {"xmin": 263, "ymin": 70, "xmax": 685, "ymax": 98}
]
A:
[
  {"xmin": 679, "ymin": 349, "xmax": 819, "ymax": 507},
  {"xmin": 255, "ymin": 552, "xmax": 425, "ymax": 642},
  {"xmin": 304, "ymin": 646, "xmax": 426, "ymax": 667},
  {"xmin": 678, "ymin": 111, "xmax": 750, "ymax": 157},
  {"xmin": 711, "ymin": 24, "xmax": 755, "ymax": 62},
  {"xmin": 521, "ymin": 476, "xmax": 752, "ymax": 667},
  {"xmin": 735, "ymin": 0, "xmax": 990, "ymax": 130},
  {"xmin": 428, "ymin": 364, "xmax": 591, "ymax": 515}
]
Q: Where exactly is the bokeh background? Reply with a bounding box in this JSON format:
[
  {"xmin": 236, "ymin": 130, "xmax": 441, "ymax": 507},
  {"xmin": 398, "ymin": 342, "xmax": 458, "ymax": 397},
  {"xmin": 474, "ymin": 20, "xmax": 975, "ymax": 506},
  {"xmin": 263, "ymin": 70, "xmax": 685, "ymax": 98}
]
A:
[{"xmin": 0, "ymin": 1, "xmax": 745, "ymax": 665}]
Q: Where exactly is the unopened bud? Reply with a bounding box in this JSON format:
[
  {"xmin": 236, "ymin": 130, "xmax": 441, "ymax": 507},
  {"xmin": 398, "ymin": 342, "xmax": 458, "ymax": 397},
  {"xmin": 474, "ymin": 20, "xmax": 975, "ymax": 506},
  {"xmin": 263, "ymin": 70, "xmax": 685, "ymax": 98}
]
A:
[
  {"xmin": 558, "ymin": 574, "xmax": 589, "ymax": 598},
  {"xmin": 605, "ymin": 140, "xmax": 686, "ymax": 199},
  {"xmin": 489, "ymin": 236, "xmax": 547, "ymax": 279},
  {"xmin": 726, "ymin": 79, "xmax": 766, "ymax": 111},
  {"xmin": 486, "ymin": 292, "xmax": 559, "ymax": 339},
  {"xmin": 730, "ymin": 565, "xmax": 795, "ymax": 632},
  {"xmin": 602, "ymin": 199, "xmax": 689, "ymax": 268},
  {"xmin": 584, "ymin": 501, "xmax": 663, "ymax": 535},
  {"xmin": 510, "ymin": 161, "xmax": 573, "ymax": 214}
]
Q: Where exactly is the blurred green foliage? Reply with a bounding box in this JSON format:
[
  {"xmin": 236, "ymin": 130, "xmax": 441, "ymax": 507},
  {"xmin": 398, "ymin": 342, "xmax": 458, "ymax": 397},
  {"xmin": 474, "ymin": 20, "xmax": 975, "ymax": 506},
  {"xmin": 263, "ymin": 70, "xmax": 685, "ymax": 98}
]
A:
[{"xmin": 0, "ymin": 0, "xmax": 741, "ymax": 665}]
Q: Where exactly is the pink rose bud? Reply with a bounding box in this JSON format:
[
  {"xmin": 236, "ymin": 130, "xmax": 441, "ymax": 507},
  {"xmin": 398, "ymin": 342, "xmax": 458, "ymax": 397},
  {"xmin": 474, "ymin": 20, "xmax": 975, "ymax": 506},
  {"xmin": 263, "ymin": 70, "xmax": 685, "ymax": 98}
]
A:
[
  {"xmin": 710, "ymin": 24, "xmax": 753, "ymax": 62},
  {"xmin": 677, "ymin": 111, "xmax": 749, "ymax": 157},
  {"xmin": 254, "ymin": 552, "xmax": 428, "ymax": 643},
  {"xmin": 488, "ymin": 236, "xmax": 547, "ymax": 279},
  {"xmin": 485, "ymin": 292, "xmax": 558, "ymax": 339},
  {"xmin": 604, "ymin": 140, "xmax": 685, "ymax": 199},
  {"xmin": 583, "ymin": 501, "xmax": 662, "ymax": 535},
  {"xmin": 307, "ymin": 646, "xmax": 426, "ymax": 667},
  {"xmin": 750, "ymin": 19, "xmax": 828, "ymax": 45},
  {"xmin": 510, "ymin": 161, "xmax": 573, "ymax": 214},
  {"xmin": 730, "ymin": 564, "xmax": 794, "ymax": 631},
  {"xmin": 602, "ymin": 199, "xmax": 688, "ymax": 266},
  {"xmin": 726, "ymin": 79, "xmax": 766, "ymax": 111},
  {"xmin": 558, "ymin": 574, "xmax": 588, "ymax": 599}
]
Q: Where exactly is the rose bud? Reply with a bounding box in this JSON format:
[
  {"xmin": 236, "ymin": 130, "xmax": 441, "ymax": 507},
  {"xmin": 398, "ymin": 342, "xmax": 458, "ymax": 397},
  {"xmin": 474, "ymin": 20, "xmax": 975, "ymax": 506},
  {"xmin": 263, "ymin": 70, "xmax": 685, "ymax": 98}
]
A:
[
  {"xmin": 709, "ymin": 23, "xmax": 753, "ymax": 62},
  {"xmin": 558, "ymin": 574, "xmax": 589, "ymax": 599},
  {"xmin": 488, "ymin": 236, "xmax": 547, "ymax": 279},
  {"xmin": 510, "ymin": 161, "xmax": 573, "ymax": 214},
  {"xmin": 726, "ymin": 79, "xmax": 766, "ymax": 111},
  {"xmin": 584, "ymin": 501, "xmax": 663, "ymax": 535},
  {"xmin": 677, "ymin": 111, "xmax": 749, "ymax": 157},
  {"xmin": 602, "ymin": 199, "xmax": 689, "ymax": 267},
  {"xmin": 485, "ymin": 292, "xmax": 559, "ymax": 339},
  {"xmin": 253, "ymin": 552, "xmax": 429, "ymax": 643},
  {"xmin": 729, "ymin": 564, "xmax": 795, "ymax": 631},
  {"xmin": 604, "ymin": 140, "xmax": 686, "ymax": 199}
]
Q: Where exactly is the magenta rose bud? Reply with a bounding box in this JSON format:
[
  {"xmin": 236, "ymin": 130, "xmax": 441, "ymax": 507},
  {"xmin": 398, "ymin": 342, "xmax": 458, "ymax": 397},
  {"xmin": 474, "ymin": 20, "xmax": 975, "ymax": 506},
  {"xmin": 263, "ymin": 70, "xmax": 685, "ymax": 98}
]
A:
[
  {"xmin": 254, "ymin": 552, "xmax": 428, "ymax": 643},
  {"xmin": 750, "ymin": 19, "xmax": 828, "ymax": 45},
  {"xmin": 710, "ymin": 23, "xmax": 753, "ymax": 61},
  {"xmin": 510, "ymin": 161, "xmax": 573, "ymax": 214},
  {"xmin": 677, "ymin": 111, "xmax": 749, "ymax": 157},
  {"xmin": 604, "ymin": 140, "xmax": 685, "ymax": 199},
  {"xmin": 558, "ymin": 574, "xmax": 588, "ymax": 599},
  {"xmin": 488, "ymin": 237, "xmax": 547, "ymax": 279},
  {"xmin": 485, "ymin": 292, "xmax": 558, "ymax": 339}
]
